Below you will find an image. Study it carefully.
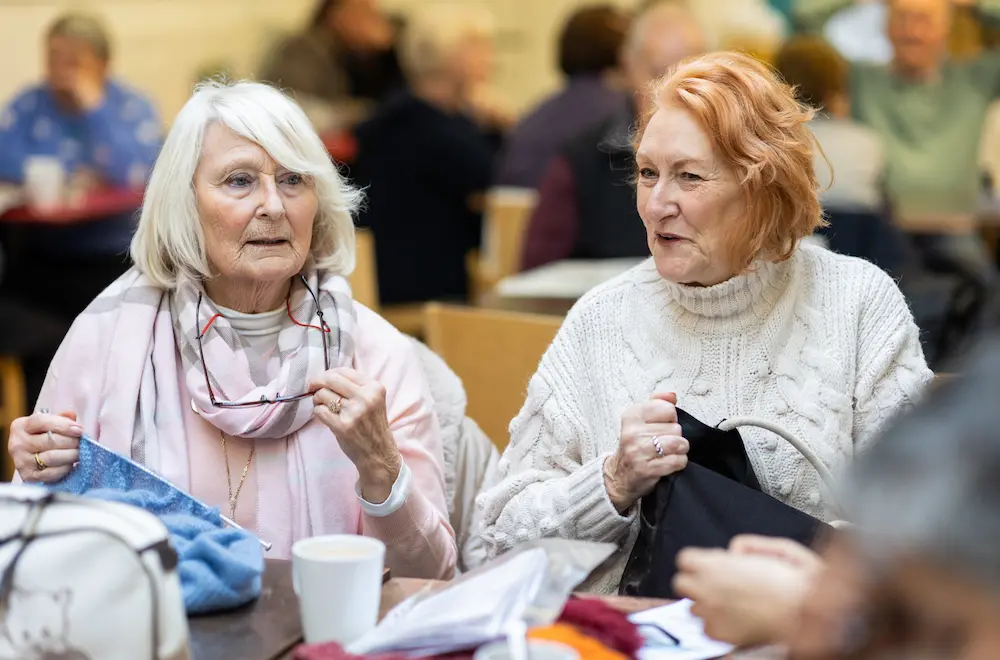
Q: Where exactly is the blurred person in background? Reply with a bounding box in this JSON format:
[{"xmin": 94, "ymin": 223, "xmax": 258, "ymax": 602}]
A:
[
  {"xmin": 351, "ymin": 6, "xmax": 499, "ymax": 306},
  {"xmin": 775, "ymin": 36, "xmax": 886, "ymax": 217},
  {"xmin": 775, "ymin": 36, "xmax": 973, "ymax": 367},
  {"xmin": 494, "ymin": 4, "xmax": 630, "ymax": 189},
  {"xmin": 773, "ymin": 34, "xmax": 915, "ymax": 277},
  {"xmin": 0, "ymin": 12, "xmax": 161, "ymax": 406},
  {"xmin": 259, "ymin": 0, "xmax": 404, "ymax": 131},
  {"xmin": 520, "ymin": 1, "xmax": 705, "ymax": 271},
  {"xmin": 794, "ymin": 0, "xmax": 1000, "ymax": 289}
]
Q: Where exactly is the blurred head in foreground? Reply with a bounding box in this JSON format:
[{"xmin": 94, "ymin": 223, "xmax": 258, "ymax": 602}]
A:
[{"xmin": 844, "ymin": 338, "xmax": 1000, "ymax": 658}]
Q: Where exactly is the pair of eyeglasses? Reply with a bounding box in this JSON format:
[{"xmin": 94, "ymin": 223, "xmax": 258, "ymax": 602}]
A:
[
  {"xmin": 195, "ymin": 275, "xmax": 331, "ymax": 408},
  {"xmin": 636, "ymin": 623, "xmax": 682, "ymax": 648}
]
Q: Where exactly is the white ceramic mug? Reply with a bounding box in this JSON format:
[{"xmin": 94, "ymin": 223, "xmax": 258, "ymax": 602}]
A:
[
  {"xmin": 23, "ymin": 156, "xmax": 65, "ymax": 212},
  {"xmin": 292, "ymin": 535, "xmax": 386, "ymax": 645}
]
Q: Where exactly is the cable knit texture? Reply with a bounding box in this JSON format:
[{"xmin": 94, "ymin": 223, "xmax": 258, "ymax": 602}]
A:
[{"xmin": 476, "ymin": 243, "xmax": 933, "ymax": 594}]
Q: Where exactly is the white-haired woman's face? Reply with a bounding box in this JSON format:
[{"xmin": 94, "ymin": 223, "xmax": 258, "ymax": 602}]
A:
[{"xmin": 194, "ymin": 123, "xmax": 316, "ymax": 291}]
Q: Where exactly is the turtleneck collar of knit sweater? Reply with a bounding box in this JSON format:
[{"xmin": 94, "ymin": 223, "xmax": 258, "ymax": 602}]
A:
[{"xmin": 630, "ymin": 255, "xmax": 795, "ymax": 332}]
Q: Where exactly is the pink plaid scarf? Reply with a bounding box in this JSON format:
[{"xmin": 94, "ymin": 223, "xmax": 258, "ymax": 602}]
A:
[
  {"xmin": 170, "ymin": 270, "xmax": 356, "ymax": 439},
  {"xmin": 69, "ymin": 266, "xmax": 359, "ymax": 549}
]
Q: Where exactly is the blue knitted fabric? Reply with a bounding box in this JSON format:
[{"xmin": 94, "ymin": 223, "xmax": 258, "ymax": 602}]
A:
[{"xmin": 49, "ymin": 436, "xmax": 264, "ymax": 614}]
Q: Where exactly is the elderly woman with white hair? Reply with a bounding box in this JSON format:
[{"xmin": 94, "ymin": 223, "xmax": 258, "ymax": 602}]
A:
[
  {"xmin": 353, "ymin": 5, "xmax": 503, "ymax": 306},
  {"xmin": 6, "ymin": 80, "xmax": 457, "ymax": 578}
]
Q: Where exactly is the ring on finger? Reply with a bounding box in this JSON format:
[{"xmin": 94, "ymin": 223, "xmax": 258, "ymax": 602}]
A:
[
  {"xmin": 328, "ymin": 395, "xmax": 343, "ymax": 415},
  {"xmin": 34, "ymin": 452, "xmax": 47, "ymax": 471},
  {"xmin": 651, "ymin": 435, "xmax": 664, "ymax": 458}
]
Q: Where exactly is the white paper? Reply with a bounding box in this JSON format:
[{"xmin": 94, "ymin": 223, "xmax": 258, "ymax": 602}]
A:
[
  {"xmin": 348, "ymin": 548, "xmax": 549, "ymax": 655},
  {"xmin": 496, "ymin": 258, "xmax": 646, "ymax": 299},
  {"xmin": 629, "ymin": 600, "xmax": 735, "ymax": 660}
]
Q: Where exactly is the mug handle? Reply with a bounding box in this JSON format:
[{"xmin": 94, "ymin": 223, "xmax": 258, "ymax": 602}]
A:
[{"xmin": 292, "ymin": 562, "xmax": 301, "ymax": 597}]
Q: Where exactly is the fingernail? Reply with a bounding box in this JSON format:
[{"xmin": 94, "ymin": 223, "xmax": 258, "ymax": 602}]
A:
[{"xmin": 69, "ymin": 425, "xmax": 83, "ymax": 435}]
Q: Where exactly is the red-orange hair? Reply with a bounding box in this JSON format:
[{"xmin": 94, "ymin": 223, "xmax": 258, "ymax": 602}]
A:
[{"xmin": 638, "ymin": 51, "xmax": 826, "ymax": 271}]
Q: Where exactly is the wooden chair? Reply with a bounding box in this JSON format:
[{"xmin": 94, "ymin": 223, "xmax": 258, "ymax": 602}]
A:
[
  {"xmin": 349, "ymin": 228, "xmax": 380, "ymax": 310},
  {"xmin": 470, "ymin": 188, "xmax": 539, "ymax": 298},
  {"xmin": 424, "ymin": 304, "xmax": 563, "ymax": 451},
  {"xmin": 380, "ymin": 304, "xmax": 428, "ymax": 338},
  {"xmin": 348, "ymin": 228, "xmax": 426, "ymax": 336},
  {"xmin": 0, "ymin": 357, "xmax": 26, "ymax": 481}
]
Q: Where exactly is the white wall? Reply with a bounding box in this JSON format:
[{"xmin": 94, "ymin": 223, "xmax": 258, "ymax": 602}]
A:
[{"xmin": 0, "ymin": 0, "xmax": 639, "ymax": 123}]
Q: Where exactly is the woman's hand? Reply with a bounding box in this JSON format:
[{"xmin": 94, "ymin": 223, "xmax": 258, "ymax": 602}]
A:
[
  {"xmin": 603, "ymin": 392, "xmax": 688, "ymax": 513},
  {"xmin": 9, "ymin": 411, "xmax": 83, "ymax": 483},
  {"xmin": 674, "ymin": 541, "xmax": 821, "ymax": 648},
  {"xmin": 310, "ymin": 367, "xmax": 402, "ymax": 503}
]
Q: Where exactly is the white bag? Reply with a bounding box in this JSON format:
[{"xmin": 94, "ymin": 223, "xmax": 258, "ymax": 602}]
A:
[{"xmin": 0, "ymin": 484, "xmax": 190, "ymax": 660}]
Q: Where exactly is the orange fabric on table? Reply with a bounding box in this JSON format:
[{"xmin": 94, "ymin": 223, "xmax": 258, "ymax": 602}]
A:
[{"xmin": 529, "ymin": 623, "xmax": 629, "ymax": 660}]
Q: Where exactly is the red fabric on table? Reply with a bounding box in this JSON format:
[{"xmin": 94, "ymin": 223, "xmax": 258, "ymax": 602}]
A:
[
  {"xmin": 0, "ymin": 188, "xmax": 144, "ymax": 224},
  {"xmin": 293, "ymin": 597, "xmax": 642, "ymax": 660}
]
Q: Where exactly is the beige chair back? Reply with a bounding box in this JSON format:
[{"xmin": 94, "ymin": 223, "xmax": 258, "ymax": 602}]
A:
[
  {"xmin": 471, "ymin": 188, "xmax": 539, "ymax": 297},
  {"xmin": 349, "ymin": 228, "xmax": 380, "ymax": 310},
  {"xmin": 424, "ymin": 304, "xmax": 562, "ymax": 451}
]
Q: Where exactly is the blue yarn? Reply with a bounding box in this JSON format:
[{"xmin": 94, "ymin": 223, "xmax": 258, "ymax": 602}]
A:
[{"xmin": 48, "ymin": 437, "xmax": 264, "ymax": 614}]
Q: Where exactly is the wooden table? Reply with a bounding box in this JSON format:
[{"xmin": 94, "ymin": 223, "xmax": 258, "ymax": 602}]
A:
[
  {"xmin": 188, "ymin": 562, "xmax": 779, "ymax": 660},
  {"xmin": 476, "ymin": 290, "xmax": 574, "ymax": 317},
  {"xmin": 188, "ymin": 560, "xmax": 302, "ymax": 660}
]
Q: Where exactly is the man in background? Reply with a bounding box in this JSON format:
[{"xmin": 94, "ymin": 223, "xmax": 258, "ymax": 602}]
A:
[
  {"xmin": 0, "ymin": 12, "xmax": 161, "ymax": 406},
  {"xmin": 795, "ymin": 0, "xmax": 1000, "ymax": 286},
  {"xmin": 259, "ymin": 0, "xmax": 404, "ymax": 131},
  {"xmin": 520, "ymin": 1, "xmax": 706, "ymax": 270}
]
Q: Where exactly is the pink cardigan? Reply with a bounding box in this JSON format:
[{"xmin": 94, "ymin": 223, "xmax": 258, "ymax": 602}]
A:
[{"xmin": 31, "ymin": 300, "xmax": 456, "ymax": 579}]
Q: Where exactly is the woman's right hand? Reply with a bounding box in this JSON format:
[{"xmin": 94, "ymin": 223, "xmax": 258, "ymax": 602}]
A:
[
  {"xmin": 603, "ymin": 392, "xmax": 689, "ymax": 513},
  {"xmin": 9, "ymin": 411, "xmax": 83, "ymax": 483}
]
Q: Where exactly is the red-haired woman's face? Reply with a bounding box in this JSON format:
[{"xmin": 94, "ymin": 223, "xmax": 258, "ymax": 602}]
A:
[{"xmin": 635, "ymin": 105, "xmax": 745, "ymax": 287}]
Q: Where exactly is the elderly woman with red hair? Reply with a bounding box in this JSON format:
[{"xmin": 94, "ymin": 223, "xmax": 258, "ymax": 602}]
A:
[{"xmin": 477, "ymin": 52, "xmax": 932, "ymax": 593}]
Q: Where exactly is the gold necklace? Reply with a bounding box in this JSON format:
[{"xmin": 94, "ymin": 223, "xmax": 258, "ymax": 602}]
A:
[{"xmin": 221, "ymin": 431, "xmax": 255, "ymax": 521}]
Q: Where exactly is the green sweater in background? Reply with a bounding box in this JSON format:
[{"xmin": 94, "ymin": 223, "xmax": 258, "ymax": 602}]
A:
[
  {"xmin": 852, "ymin": 53, "xmax": 1000, "ymax": 213},
  {"xmin": 793, "ymin": 0, "xmax": 1000, "ymax": 213}
]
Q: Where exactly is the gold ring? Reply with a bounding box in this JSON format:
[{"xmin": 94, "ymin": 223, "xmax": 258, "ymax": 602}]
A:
[
  {"xmin": 328, "ymin": 396, "xmax": 342, "ymax": 415},
  {"xmin": 33, "ymin": 452, "xmax": 47, "ymax": 471}
]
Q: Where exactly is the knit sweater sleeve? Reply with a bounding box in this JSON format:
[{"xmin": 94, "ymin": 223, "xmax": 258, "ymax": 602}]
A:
[
  {"xmin": 852, "ymin": 268, "xmax": 934, "ymax": 453},
  {"xmin": 477, "ymin": 313, "xmax": 634, "ymax": 558}
]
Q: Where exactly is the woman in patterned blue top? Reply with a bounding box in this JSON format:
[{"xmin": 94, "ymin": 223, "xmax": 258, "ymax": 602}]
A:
[{"xmin": 0, "ymin": 12, "xmax": 162, "ymax": 407}]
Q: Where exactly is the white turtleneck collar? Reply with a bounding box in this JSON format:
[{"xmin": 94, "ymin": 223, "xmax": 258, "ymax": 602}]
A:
[
  {"xmin": 212, "ymin": 304, "xmax": 285, "ymax": 357},
  {"xmin": 633, "ymin": 251, "xmax": 797, "ymax": 332}
]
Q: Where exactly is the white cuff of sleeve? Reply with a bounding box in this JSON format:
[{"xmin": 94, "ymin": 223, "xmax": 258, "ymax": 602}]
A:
[{"xmin": 356, "ymin": 462, "xmax": 411, "ymax": 517}]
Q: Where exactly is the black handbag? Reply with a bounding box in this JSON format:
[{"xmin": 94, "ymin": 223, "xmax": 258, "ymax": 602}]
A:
[{"xmin": 618, "ymin": 408, "xmax": 835, "ymax": 599}]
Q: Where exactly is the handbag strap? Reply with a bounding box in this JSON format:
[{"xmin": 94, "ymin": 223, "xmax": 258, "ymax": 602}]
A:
[{"xmin": 717, "ymin": 416, "xmax": 841, "ymax": 514}]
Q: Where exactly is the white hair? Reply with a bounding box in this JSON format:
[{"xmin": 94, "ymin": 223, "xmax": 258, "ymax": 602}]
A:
[
  {"xmin": 400, "ymin": 6, "xmax": 496, "ymax": 81},
  {"xmin": 130, "ymin": 79, "xmax": 361, "ymax": 289},
  {"xmin": 625, "ymin": 1, "xmax": 711, "ymax": 59}
]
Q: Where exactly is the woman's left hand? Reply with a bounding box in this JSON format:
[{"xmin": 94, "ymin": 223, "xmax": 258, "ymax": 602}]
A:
[{"xmin": 311, "ymin": 367, "xmax": 402, "ymax": 503}]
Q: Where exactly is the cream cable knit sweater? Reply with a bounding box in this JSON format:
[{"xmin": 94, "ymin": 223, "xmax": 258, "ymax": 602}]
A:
[{"xmin": 477, "ymin": 244, "xmax": 933, "ymax": 594}]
